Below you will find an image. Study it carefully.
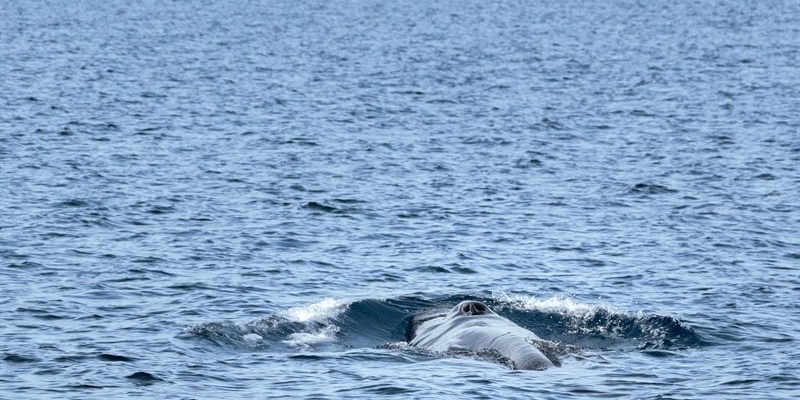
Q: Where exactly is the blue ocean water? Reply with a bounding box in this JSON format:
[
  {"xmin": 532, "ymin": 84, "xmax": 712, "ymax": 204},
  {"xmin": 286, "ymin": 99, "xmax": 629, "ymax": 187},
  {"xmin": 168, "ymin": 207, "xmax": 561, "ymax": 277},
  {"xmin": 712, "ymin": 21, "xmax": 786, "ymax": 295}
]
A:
[{"xmin": 1, "ymin": 0, "xmax": 798, "ymax": 398}]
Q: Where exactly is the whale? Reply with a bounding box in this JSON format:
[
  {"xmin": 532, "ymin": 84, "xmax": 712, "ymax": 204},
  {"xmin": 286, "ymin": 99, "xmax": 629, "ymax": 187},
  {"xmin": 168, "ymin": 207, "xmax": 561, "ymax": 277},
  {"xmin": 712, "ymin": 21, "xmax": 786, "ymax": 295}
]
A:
[{"xmin": 408, "ymin": 300, "xmax": 557, "ymax": 370}]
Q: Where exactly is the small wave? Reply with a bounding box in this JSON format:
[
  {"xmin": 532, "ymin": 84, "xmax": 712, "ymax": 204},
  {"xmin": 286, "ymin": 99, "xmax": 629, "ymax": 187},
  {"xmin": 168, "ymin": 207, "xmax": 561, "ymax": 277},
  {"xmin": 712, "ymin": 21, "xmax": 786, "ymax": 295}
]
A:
[
  {"xmin": 302, "ymin": 201, "xmax": 343, "ymax": 213},
  {"xmin": 628, "ymin": 183, "xmax": 678, "ymax": 195},
  {"xmin": 3, "ymin": 353, "xmax": 40, "ymax": 363},
  {"xmin": 125, "ymin": 371, "xmax": 163, "ymax": 386},
  {"xmin": 97, "ymin": 353, "xmax": 135, "ymax": 362}
]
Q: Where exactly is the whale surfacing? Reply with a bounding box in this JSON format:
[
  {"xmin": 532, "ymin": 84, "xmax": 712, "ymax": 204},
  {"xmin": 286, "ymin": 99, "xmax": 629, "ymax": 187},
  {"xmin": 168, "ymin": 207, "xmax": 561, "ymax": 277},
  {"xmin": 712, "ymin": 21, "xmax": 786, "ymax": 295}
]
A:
[{"xmin": 409, "ymin": 300, "xmax": 556, "ymax": 370}]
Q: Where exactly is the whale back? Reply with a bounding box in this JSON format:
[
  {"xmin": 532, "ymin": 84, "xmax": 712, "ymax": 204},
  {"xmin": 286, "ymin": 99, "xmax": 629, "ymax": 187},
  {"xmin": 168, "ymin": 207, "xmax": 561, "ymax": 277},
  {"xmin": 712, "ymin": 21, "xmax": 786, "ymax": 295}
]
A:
[{"xmin": 409, "ymin": 301, "xmax": 555, "ymax": 370}]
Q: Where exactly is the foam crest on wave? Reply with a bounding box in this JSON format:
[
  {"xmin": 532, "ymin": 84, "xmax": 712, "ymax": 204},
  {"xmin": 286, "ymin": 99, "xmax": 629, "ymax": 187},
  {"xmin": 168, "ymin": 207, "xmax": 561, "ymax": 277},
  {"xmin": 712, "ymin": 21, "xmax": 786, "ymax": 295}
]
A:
[
  {"xmin": 284, "ymin": 298, "xmax": 351, "ymax": 323},
  {"xmin": 280, "ymin": 298, "xmax": 352, "ymax": 348},
  {"xmin": 494, "ymin": 292, "xmax": 612, "ymax": 315},
  {"xmin": 491, "ymin": 293, "xmax": 705, "ymax": 350},
  {"xmin": 182, "ymin": 298, "xmax": 355, "ymax": 350}
]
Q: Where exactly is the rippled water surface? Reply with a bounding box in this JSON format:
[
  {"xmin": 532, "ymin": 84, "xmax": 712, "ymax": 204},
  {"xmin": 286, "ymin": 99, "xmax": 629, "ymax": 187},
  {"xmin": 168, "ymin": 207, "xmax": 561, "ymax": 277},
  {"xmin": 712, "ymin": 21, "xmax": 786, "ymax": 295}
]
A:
[{"xmin": 2, "ymin": 0, "xmax": 799, "ymax": 398}]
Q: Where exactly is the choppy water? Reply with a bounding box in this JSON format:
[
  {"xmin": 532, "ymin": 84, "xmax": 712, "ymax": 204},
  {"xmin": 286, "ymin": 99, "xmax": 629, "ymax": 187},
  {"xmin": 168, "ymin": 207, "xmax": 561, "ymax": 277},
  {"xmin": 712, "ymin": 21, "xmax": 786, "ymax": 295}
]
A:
[{"xmin": 2, "ymin": 0, "xmax": 799, "ymax": 398}]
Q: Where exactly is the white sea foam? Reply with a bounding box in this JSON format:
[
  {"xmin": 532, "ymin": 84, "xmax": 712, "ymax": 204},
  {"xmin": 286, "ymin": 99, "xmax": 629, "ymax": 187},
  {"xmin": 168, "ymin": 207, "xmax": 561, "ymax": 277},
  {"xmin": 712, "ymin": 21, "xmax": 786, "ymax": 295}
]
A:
[
  {"xmin": 495, "ymin": 292, "xmax": 616, "ymax": 316},
  {"xmin": 285, "ymin": 298, "xmax": 349, "ymax": 322},
  {"xmin": 280, "ymin": 298, "xmax": 350, "ymax": 348},
  {"xmin": 282, "ymin": 326, "xmax": 340, "ymax": 348},
  {"xmin": 242, "ymin": 333, "xmax": 263, "ymax": 344}
]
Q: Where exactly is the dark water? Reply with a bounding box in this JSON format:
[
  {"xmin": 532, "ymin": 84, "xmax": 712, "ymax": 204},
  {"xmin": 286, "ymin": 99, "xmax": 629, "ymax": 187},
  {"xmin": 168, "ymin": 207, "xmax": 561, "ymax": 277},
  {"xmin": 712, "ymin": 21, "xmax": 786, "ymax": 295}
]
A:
[{"xmin": 2, "ymin": 0, "xmax": 799, "ymax": 398}]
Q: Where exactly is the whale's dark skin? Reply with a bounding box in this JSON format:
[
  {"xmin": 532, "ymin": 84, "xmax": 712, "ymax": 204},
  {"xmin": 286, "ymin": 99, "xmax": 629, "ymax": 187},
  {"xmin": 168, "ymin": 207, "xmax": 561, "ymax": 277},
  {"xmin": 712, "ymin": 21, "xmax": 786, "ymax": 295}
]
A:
[{"xmin": 409, "ymin": 300, "xmax": 556, "ymax": 370}]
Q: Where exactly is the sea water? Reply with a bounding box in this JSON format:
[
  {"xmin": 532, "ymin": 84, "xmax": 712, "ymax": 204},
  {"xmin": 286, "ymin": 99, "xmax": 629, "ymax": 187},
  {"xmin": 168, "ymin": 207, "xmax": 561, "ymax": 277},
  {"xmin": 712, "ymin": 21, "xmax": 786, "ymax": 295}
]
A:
[{"xmin": 1, "ymin": 0, "xmax": 798, "ymax": 398}]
